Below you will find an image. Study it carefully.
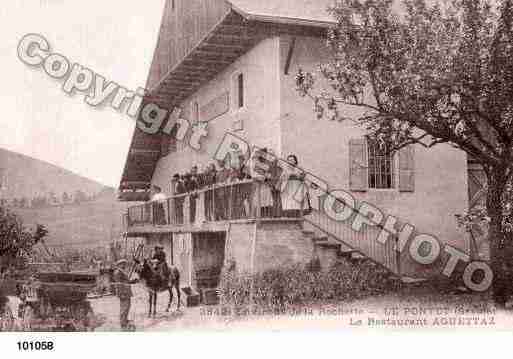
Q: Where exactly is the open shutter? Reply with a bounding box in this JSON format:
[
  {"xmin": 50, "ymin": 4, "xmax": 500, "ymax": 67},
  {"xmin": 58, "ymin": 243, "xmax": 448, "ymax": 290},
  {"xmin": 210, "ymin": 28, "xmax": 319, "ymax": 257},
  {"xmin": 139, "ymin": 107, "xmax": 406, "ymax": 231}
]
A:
[
  {"xmin": 398, "ymin": 145, "xmax": 415, "ymax": 192},
  {"xmin": 349, "ymin": 139, "xmax": 368, "ymax": 191}
]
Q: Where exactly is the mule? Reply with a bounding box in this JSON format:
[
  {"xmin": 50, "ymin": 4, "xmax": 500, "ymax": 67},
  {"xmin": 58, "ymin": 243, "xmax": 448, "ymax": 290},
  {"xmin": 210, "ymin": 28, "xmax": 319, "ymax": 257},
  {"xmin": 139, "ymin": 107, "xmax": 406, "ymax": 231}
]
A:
[{"xmin": 134, "ymin": 259, "xmax": 180, "ymax": 317}]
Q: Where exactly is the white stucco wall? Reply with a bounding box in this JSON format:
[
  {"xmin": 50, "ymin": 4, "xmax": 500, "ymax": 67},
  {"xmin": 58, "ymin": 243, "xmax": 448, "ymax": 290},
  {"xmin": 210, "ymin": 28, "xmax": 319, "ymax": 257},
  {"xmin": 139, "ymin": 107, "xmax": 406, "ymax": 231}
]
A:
[
  {"xmin": 150, "ymin": 33, "xmax": 470, "ymax": 255},
  {"xmin": 151, "ymin": 37, "xmax": 282, "ymax": 193},
  {"xmin": 279, "ymin": 35, "xmax": 470, "ymax": 251}
]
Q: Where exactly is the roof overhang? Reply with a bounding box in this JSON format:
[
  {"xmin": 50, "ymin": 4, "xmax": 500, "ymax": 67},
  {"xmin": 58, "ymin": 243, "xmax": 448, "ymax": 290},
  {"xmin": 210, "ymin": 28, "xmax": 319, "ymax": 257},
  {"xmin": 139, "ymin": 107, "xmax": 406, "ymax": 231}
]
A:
[
  {"xmin": 230, "ymin": 3, "xmax": 335, "ymax": 29},
  {"xmin": 119, "ymin": 8, "xmax": 333, "ymax": 200}
]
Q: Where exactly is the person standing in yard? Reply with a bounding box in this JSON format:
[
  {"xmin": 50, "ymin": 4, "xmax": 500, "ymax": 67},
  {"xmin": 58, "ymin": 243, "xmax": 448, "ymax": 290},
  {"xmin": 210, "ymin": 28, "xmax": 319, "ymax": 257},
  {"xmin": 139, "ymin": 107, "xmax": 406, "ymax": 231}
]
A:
[{"xmin": 111, "ymin": 259, "xmax": 137, "ymax": 331}]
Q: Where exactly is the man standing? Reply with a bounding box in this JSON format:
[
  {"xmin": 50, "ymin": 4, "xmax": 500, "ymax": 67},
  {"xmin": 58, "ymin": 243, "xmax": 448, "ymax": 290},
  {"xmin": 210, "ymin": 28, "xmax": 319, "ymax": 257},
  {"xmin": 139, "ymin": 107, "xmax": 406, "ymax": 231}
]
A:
[
  {"xmin": 111, "ymin": 259, "xmax": 137, "ymax": 331},
  {"xmin": 185, "ymin": 167, "xmax": 200, "ymax": 223},
  {"xmin": 172, "ymin": 174, "xmax": 186, "ymax": 224},
  {"xmin": 215, "ymin": 160, "xmax": 231, "ymax": 220},
  {"xmin": 203, "ymin": 164, "xmax": 217, "ymax": 221},
  {"xmin": 150, "ymin": 186, "xmax": 167, "ymax": 225}
]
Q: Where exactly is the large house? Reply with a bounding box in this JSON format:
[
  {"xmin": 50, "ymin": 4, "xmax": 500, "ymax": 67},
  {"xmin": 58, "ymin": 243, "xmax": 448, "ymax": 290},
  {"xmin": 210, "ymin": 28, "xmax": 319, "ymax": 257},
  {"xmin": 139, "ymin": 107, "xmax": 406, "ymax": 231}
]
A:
[{"xmin": 119, "ymin": 0, "xmax": 484, "ymax": 300}]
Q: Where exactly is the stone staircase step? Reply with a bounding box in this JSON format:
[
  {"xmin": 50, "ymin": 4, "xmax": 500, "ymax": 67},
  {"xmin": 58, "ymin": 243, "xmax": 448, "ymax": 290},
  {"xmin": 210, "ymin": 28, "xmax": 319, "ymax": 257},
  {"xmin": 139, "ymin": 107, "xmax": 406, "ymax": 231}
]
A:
[
  {"xmin": 350, "ymin": 252, "xmax": 365, "ymax": 259},
  {"xmin": 316, "ymin": 242, "xmax": 340, "ymax": 249},
  {"xmin": 400, "ymin": 277, "xmax": 427, "ymax": 284},
  {"xmin": 301, "ymin": 230, "xmax": 316, "ymax": 237},
  {"xmin": 311, "ymin": 235, "xmax": 329, "ymax": 243}
]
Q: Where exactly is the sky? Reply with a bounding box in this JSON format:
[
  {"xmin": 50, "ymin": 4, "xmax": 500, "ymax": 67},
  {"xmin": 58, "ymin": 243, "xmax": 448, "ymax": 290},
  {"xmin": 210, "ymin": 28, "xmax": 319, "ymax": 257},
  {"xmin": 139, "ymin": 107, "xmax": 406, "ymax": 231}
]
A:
[{"xmin": 0, "ymin": 0, "xmax": 165, "ymax": 187}]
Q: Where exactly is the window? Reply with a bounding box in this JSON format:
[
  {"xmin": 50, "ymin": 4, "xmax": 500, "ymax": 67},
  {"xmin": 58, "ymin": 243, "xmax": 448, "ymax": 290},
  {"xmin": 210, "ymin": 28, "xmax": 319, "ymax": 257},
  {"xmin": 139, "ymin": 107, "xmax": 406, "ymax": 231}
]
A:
[
  {"xmin": 232, "ymin": 72, "xmax": 244, "ymax": 110},
  {"xmin": 237, "ymin": 73, "xmax": 244, "ymax": 108},
  {"xmin": 367, "ymin": 140, "xmax": 395, "ymax": 189},
  {"xmin": 193, "ymin": 101, "xmax": 200, "ymax": 124},
  {"xmin": 172, "ymin": 0, "xmax": 175, "ymax": 11}
]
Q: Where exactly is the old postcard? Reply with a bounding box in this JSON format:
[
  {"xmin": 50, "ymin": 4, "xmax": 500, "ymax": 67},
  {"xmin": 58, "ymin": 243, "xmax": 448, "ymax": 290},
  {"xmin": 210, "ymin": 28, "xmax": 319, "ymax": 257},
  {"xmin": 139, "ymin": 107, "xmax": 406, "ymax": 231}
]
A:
[{"xmin": 2, "ymin": 0, "xmax": 513, "ymax": 347}]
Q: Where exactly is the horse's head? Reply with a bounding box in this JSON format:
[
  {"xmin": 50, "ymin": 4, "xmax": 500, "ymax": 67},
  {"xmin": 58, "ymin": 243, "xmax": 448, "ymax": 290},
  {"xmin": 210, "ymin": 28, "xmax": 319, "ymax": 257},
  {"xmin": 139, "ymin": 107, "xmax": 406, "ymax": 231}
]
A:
[
  {"xmin": 131, "ymin": 258, "xmax": 142, "ymax": 274},
  {"xmin": 133, "ymin": 258, "xmax": 152, "ymax": 281},
  {"xmin": 149, "ymin": 259, "xmax": 160, "ymax": 270}
]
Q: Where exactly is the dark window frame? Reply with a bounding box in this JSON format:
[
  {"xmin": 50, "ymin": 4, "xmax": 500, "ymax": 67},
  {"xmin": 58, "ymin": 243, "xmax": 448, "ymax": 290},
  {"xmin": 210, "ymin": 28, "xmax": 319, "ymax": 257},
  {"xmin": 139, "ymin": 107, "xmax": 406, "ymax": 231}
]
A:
[
  {"xmin": 367, "ymin": 140, "xmax": 395, "ymax": 189},
  {"xmin": 237, "ymin": 73, "xmax": 244, "ymax": 109}
]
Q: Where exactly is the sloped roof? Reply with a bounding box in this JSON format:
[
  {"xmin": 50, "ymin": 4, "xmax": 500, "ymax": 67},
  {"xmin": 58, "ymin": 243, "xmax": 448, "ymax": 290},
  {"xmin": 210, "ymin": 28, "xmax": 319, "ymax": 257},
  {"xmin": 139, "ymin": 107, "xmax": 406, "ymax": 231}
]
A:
[
  {"xmin": 120, "ymin": 0, "xmax": 334, "ymax": 197},
  {"xmin": 229, "ymin": 0, "xmax": 336, "ymax": 26}
]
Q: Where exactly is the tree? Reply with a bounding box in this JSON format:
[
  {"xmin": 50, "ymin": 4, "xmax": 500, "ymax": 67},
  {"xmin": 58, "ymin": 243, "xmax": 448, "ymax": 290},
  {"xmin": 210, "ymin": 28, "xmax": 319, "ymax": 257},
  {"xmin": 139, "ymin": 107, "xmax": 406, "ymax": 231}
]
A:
[
  {"xmin": 296, "ymin": 0, "xmax": 513, "ymax": 304},
  {"xmin": 0, "ymin": 206, "xmax": 48, "ymax": 270}
]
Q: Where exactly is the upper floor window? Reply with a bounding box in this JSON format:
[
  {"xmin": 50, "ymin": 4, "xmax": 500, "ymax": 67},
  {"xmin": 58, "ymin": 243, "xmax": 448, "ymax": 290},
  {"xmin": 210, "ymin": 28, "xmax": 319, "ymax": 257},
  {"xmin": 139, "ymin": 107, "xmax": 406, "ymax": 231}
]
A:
[
  {"xmin": 367, "ymin": 140, "xmax": 395, "ymax": 189},
  {"xmin": 193, "ymin": 101, "xmax": 200, "ymax": 125},
  {"xmin": 232, "ymin": 72, "xmax": 244, "ymax": 110}
]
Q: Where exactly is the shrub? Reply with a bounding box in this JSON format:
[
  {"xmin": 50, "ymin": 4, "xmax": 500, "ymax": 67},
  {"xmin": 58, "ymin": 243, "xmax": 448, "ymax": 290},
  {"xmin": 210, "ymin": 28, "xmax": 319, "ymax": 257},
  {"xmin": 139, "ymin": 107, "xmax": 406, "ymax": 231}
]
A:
[{"xmin": 219, "ymin": 258, "xmax": 400, "ymax": 311}]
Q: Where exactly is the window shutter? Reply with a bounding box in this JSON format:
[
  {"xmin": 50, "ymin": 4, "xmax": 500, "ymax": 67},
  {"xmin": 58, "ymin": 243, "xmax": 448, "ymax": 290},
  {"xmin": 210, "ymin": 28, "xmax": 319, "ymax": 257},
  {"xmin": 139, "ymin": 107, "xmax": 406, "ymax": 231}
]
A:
[
  {"xmin": 349, "ymin": 139, "xmax": 368, "ymax": 191},
  {"xmin": 398, "ymin": 145, "xmax": 415, "ymax": 192}
]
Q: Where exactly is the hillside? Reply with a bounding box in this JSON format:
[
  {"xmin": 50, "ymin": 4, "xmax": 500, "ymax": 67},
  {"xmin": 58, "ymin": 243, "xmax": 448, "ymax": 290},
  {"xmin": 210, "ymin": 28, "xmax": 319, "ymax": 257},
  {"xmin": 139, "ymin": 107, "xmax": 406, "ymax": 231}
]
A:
[
  {"xmin": 0, "ymin": 148, "xmax": 109, "ymax": 206},
  {"xmin": 0, "ymin": 148, "xmax": 131, "ymax": 252},
  {"xmin": 16, "ymin": 193, "xmax": 131, "ymax": 252}
]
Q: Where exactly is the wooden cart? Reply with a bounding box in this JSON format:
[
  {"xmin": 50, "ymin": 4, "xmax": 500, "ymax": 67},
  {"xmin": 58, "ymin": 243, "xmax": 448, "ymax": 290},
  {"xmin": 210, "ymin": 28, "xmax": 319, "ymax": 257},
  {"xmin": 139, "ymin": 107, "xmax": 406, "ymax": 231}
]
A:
[{"xmin": 20, "ymin": 272, "xmax": 98, "ymax": 331}]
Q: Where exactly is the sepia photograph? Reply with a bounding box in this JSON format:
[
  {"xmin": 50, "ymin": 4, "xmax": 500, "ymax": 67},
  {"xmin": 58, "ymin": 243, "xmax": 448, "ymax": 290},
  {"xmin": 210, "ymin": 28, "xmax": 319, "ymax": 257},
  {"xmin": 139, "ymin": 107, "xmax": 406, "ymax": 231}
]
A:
[{"xmin": 1, "ymin": 0, "xmax": 513, "ymax": 355}]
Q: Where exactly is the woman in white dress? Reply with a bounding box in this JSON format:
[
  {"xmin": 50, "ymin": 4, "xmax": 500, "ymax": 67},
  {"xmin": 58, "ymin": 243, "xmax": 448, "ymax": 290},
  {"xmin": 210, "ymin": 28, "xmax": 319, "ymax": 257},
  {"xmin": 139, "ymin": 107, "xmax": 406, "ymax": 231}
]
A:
[
  {"xmin": 280, "ymin": 155, "xmax": 306, "ymax": 218},
  {"xmin": 250, "ymin": 148, "xmax": 274, "ymax": 217}
]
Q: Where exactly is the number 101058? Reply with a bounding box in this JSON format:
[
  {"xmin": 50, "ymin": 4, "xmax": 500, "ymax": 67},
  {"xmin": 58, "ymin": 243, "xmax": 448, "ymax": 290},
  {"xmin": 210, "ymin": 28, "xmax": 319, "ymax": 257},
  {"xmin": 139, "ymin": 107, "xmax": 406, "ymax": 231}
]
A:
[{"xmin": 17, "ymin": 341, "xmax": 54, "ymax": 351}]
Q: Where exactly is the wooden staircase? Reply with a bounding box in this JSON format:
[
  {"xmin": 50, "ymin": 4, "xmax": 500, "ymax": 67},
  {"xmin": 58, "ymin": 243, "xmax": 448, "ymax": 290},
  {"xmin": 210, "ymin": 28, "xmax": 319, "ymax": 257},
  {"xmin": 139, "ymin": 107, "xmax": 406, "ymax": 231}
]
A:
[{"xmin": 301, "ymin": 209, "xmax": 402, "ymax": 276}]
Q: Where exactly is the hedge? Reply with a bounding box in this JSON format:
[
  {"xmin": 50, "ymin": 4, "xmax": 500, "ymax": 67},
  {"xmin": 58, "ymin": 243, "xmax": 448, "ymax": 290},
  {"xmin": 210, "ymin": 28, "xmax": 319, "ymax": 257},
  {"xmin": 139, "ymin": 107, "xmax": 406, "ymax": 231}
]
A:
[{"xmin": 219, "ymin": 258, "xmax": 400, "ymax": 310}]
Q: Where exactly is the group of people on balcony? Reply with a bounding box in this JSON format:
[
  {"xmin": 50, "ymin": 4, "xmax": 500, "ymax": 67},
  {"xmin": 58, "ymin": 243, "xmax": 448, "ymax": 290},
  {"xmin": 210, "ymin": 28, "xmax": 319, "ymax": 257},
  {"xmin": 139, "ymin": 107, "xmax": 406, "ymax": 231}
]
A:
[{"xmin": 147, "ymin": 150, "xmax": 312, "ymax": 225}]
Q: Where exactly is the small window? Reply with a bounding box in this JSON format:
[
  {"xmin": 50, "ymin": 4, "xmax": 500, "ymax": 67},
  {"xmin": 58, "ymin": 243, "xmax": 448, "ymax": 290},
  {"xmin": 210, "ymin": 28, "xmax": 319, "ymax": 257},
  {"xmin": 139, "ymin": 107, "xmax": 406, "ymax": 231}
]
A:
[
  {"xmin": 232, "ymin": 72, "xmax": 244, "ymax": 110},
  {"xmin": 172, "ymin": 0, "xmax": 175, "ymax": 11},
  {"xmin": 367, "ymin": 140, "xmax": 395, "ymax": 189},
  {"xmin": 193, "ymin": 101, "xmax": 200, "ymax": 124},
  {"xmin": 237, "ymin": 73, "xmax": 244, "ymax": 108}
]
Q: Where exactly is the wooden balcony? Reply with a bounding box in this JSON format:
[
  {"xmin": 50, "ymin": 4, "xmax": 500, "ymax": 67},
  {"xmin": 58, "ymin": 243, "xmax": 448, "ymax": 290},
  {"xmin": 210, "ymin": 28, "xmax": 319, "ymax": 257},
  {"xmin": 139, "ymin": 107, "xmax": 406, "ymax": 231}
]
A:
[{"xmin": 124, "ymin": 180, "xmax": 304, "ymax": 236}]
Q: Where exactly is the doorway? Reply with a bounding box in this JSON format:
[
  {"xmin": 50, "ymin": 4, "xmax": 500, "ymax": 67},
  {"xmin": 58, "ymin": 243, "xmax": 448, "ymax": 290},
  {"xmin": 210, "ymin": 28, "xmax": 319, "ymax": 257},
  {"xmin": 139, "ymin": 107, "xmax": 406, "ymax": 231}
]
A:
[{"xmin": 192, "ymin": 232, "xmax": 226, "ymax": 291}]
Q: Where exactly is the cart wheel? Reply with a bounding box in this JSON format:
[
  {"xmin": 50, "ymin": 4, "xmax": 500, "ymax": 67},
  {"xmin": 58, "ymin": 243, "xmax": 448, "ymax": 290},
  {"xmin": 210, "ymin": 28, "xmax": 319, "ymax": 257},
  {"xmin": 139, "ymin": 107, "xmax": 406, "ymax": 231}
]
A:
[{"xmin": 0, "ymin": 307, "xmax": 15, "ymax": 331}]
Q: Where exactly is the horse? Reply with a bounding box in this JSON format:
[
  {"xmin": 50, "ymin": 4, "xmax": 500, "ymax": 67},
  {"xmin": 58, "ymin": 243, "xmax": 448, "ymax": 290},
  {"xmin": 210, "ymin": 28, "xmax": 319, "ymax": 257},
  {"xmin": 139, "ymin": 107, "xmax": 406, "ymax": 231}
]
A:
[{"xmin": 133, "ymin": 259, "xmax": 180, "ymax": 317}]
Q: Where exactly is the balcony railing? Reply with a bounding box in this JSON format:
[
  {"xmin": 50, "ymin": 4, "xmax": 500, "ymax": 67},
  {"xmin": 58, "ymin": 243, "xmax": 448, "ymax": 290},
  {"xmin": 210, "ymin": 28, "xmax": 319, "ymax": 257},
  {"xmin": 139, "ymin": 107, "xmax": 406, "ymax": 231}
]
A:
[
  {"xmin": 126, "ymin": 180, "xmax": 303, "ymax": 228},
  {"xmin": 124, "ymin": 179, "xmax": 402, "ymax": 276}
]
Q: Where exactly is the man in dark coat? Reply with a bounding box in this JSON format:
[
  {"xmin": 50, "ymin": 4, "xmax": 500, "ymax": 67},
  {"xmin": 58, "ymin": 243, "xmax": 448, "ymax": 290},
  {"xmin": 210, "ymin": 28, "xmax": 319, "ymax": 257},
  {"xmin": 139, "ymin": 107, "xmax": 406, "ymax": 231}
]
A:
[
  {"xmin": 185, "ymin": 167, "xmax": 200, "ymax": 223},
  {"xmin": 111, "ymin": 259, "xmax": 137, "ymax": 330},
  {"xmin": 203, "ymin": 164, "xmax": 217, "ymax": 221},
  {"xmin": 215, "ymin": 160, "xmax": 231, "ymax": 220},
  {"xmin": 172, "ymin": 174, "xmax": 186, "ymax": 224}
]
